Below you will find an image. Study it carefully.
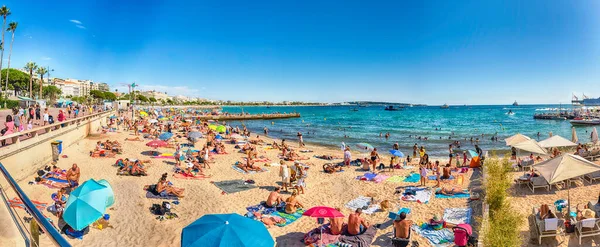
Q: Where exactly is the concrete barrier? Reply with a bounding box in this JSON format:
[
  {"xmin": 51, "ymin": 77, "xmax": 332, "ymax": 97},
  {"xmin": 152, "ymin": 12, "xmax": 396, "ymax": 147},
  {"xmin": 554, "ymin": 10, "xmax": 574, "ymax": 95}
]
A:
[{"xmin": 0, "ymin": 111, "xmax": 114, "ymax": 181}]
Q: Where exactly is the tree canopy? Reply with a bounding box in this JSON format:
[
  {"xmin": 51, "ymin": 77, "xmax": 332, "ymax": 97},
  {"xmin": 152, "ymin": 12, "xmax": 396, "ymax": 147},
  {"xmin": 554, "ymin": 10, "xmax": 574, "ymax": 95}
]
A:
[
  {"xmin": 42, "ymin": 85, "xmax": 62, "ymax": 102},
  {"xmin": 1, "ymin": 68, "xmax": 28, "ymax": 95}
]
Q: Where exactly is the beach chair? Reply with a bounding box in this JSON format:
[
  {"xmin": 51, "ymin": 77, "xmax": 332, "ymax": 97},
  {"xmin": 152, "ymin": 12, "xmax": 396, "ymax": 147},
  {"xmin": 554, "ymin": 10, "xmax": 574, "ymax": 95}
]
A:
[
  {"xmin": 586, "ymin": 201, "xmax": 600, "ymax": 217},
  {"xmin": 567, "ymin": 176, "xmax": 584, "ymax": 187},
  {"xmin": 575, "ymin": 218, "xmax": 600, "ymax": 244},
  {"xmin": 534, "ymin": 217, "xmax": 564, "ymax": 245},
  {"xmin": 585, "ymin": 171, "xmax": 600, "ymax": 184},
  {"xmin": 528, "ymin": 177, "xmax": 549, "ymax": 193}
]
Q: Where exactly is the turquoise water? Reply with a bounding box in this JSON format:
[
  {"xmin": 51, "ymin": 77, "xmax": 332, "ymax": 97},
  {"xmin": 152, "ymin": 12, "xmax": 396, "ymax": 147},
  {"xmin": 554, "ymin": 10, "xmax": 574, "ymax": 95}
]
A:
[{"xmin": 222, "ymin": 105, "xmax": 596, "ymax": 158}]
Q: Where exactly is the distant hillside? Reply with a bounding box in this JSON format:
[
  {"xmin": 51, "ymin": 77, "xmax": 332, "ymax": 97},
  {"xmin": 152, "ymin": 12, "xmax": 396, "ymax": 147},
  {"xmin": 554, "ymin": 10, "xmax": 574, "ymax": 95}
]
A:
[{"xmin": 345, "ymin": 101, "xmax": 427, "ymax": 106}]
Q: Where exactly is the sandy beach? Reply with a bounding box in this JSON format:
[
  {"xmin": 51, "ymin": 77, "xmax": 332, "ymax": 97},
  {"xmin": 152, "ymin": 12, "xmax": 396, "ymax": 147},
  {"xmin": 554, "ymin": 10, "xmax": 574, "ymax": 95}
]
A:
[{"xmin": 13, "ymin": 125, "xmax": 477, "ymax": 247}]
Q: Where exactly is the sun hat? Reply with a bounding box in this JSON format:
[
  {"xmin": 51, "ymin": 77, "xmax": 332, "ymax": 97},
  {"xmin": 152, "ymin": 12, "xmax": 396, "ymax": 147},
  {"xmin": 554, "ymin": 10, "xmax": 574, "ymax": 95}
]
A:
[{"xmin": 582, "ymin": 209, "xmax": 596, "ymax": 219}]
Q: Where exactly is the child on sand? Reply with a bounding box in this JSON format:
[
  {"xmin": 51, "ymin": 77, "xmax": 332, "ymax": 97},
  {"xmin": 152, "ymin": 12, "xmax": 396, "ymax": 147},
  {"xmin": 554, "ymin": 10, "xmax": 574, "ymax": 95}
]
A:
[{"xmin": 279, "ymin": 160, "xmax": 290, "ymax": 192}]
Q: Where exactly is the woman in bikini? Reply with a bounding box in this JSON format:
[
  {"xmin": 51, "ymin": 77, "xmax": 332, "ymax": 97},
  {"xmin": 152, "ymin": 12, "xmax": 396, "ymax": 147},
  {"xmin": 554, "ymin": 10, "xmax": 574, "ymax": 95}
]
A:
[
  {"xmin": 156, "ymin": 174, "xmax": 185, "ymax": 197},
  {"xmin": 370, "ymin": 148, "xmax": 380, "ymax": 172}
]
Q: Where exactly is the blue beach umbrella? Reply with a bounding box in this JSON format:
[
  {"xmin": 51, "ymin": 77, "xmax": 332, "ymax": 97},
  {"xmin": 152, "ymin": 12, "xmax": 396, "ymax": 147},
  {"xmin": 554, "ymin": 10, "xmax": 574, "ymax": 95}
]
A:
[
  {"xmin": 159, "ymin": 132, "xmax": 174, "ymax": 141},
  {"xmin": 181, "ymin": 213, "xmax": 274, "ymax": 247},
  {"xmin": 188, "ymin": 131, "xmax": 203, "ymax": 139},
  {"xmin": 389, "ymin": 150, "xmax": 405, "ymax": 157},
  {"xmin": 63, "ymin": 179, "xmax": 111, "ymax": 230},
  {"xmin": 109, "ymin": 115, "xmax": 118, "ymax": 119},
  {"xmin": 96, "ymin": 179, "xmax": 115, "ymax": 207}
]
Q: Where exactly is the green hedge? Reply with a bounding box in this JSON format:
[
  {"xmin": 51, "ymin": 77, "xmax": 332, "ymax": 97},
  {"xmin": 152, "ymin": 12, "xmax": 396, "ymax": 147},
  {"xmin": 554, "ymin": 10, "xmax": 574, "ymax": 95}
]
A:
[
  {"xmin": 0, "ymin": 99, "xmax": 19, "ymax": 109},
  {"xmin": 482, "ymin": 157, "xmax": 523, "ymax": 247}
]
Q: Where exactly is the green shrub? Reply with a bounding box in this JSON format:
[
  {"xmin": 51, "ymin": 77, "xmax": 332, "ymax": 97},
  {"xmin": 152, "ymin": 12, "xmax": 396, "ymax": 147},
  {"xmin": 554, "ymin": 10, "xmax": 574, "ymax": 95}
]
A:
[
  {"xmin": 0, "ymin": 99, "xmax": 19, "ymax": 109},
  {"xmin": 483, "ymin": 157, "xmax": 522, "ymax": 246}
]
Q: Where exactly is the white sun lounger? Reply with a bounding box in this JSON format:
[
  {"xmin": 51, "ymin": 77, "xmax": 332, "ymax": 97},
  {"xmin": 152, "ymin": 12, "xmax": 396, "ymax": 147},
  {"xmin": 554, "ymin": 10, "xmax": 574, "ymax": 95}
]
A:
[{"xmin": 528, "ymin": 177, "xmax": 549, "ymax": 193}]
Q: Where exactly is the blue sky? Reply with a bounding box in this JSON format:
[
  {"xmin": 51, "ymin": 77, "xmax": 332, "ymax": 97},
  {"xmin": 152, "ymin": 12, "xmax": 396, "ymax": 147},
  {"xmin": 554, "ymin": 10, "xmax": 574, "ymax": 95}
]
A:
[{"xmin": 4, "ymin": 0, "xmax": 600, "ymax": 104}]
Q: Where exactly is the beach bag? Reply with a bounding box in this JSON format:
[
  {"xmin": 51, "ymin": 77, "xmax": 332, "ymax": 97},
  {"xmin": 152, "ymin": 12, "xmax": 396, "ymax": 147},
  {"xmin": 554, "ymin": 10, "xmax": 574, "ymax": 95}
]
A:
[
  {"xmin": 150, "ymin": 204, "xmax": 166, "ymax": 215},
  {"xmin": 453, "ymin": 224, "xmax": 475, "ymax": 247}
]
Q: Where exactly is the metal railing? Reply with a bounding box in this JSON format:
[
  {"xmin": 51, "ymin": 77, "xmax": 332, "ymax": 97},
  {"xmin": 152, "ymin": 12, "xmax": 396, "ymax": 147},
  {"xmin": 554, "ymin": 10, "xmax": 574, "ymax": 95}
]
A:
[
  {"xmin": 0, "ymin": 163, "xmax": 71, "ymax": 247},
  {"xmin": 0, "ymin": 110, "xmax": 114, "ymax": 147}
]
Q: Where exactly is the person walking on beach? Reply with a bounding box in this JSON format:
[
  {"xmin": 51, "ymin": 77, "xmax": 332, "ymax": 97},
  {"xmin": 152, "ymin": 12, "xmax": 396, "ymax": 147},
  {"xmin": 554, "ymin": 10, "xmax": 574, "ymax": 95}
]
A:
[
  {"xmin": 12, "ymin": 108, "xmax": 21, "ymax": 133},
  {"xmin": 412, "ymin": 143, "xmax": 418, "ymax": 157},
  {"xmin": 279, "ymin": 160, "xmax": 290, "ymax": 192},
  {"xmin": 297, "ymin": 132, "xmax": 305, "ymax": 147},
  {"xmin": 35, "ymin": 105, "xmax": 41, "ymax": 125},
  {"xmin": 370, "ymin": 148, "xmax": 380, "ymax": 172},
  {"xmin": 448, "ymin": 144, "xmax": 453, "ymax": 165}
]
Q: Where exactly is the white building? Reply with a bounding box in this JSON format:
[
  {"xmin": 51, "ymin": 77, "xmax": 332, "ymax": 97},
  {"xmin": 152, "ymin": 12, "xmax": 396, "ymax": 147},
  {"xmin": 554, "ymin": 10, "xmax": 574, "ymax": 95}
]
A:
[
  {"xmin": 141, "ymin": 90, "xmax": 170, "ymax": 101},
  {"xmin": 53, "ymin": 79, "xmax": 81, "ymax": 97}
]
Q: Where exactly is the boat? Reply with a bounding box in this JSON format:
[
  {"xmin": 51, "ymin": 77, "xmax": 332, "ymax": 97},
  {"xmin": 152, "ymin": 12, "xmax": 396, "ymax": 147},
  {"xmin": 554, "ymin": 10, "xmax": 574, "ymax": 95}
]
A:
[
  {"xmin": 350, "ymin": 108, "xmax": 359, "ymax": 112},
  {"xmin": 440, "ymin": 104, "xmax": 449, "ymax": 109},
  {"xmin": 384, "ymin": 105, "xmax": 401, "ymax": 111},
  {"xmin": 512, "ymin": 101, "xmax": 519, "ymax": 106},
  {"xmin": 570, "ymin": 118, "xmax": 600, "ymax": 126}
]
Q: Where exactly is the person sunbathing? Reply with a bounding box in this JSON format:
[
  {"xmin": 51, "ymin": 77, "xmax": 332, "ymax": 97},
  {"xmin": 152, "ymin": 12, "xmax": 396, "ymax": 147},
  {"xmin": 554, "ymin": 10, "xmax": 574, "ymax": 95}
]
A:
[
  {"xmin": 323, "ymin": 163, "xmax": 343, "ymax": 174},
  {"xmin": 435, "ymin": 185, "xmax": 462, "ymax": 196},
  {"xmin": 287, "ymin": 150, "xmax": 301, "ymax": 160},
  {"xmin": 272, "ymin": 142, "xmax": 281, "ymax": 150},
  {"xmin": 284, "ymin": 192, "xmax": 304, "ymax": 214},
  {"xmin": 125, "ymin": 137, "xmax": 143, "ymax": 141},
  {"xmin": 156, "ymin": 173, "xmax": 184, "ymax": 198}
]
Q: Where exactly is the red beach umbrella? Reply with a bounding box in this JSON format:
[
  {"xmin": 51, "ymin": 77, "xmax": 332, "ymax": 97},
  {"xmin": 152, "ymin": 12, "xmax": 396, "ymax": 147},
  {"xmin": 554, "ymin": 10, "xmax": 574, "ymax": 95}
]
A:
[
  {"xmin": 302, "ymin": 206, "xmax": 344, "ymax": 218},
  {"xmin": 146, "ymin": 140, "xmax": 168, "ymax": 148}
]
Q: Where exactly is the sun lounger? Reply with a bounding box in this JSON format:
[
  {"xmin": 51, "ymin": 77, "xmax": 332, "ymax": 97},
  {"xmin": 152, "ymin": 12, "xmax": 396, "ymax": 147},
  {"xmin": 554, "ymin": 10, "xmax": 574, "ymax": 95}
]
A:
[
  {"xmin": 531, "ymin": 207, "xmax": 565, "ymax": 244},
  {"xmin": 575, "ymin": 218, "xmax": 600, "ymax": 244},
  {"xmin": 585, "ymin": 171, "xmax": 600, "ymax": 184},
  {"xmin": 528, "ymin": 177, "xmax": 549, "ymax": 193},
  {"xmin": 568, "ymin": 176, "xmax": 584, "ymax": 187}
]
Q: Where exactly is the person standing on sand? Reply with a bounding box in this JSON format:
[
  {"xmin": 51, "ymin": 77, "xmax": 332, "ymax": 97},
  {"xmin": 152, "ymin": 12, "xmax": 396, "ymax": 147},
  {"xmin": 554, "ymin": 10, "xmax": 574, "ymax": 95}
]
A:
[
  {"xmin": 279, "ymin": 160, "xmax": 291, "ymax": 192},
  {"xmin": 419, "ymin": 164, "xmax": 428, "ymax": 186},
  {"xmin": 344, "ymin": 147, "xmax": 352, "ymax": 167},
  {"xmin": 297, "ymin": 132, "xmax": 305, "ymax": 147},
  {"xmin": 448, "ymin": 144, "xmax": 453, "ymax": 165},
  {"xmin": 370, "ymin": 148, "xmax": 380, "ymax": 172},
  {"xmin": 413, "ymin": 143, "xmax": 418, "ymax": 157},
  {"xmin": 35, "ymin": 105, "xmax": 41, "ymax": 125}
]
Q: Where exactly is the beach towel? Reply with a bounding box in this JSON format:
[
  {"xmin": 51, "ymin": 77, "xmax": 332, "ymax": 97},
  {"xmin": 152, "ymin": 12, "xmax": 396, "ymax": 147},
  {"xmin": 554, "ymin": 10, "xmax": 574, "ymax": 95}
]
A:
[
  {"xmin": 303, "ymin": 224, "xmax": 341, "ymax": 245},
  {"xmin": 231, "ymin": 165, "xmax": 268, "ymax": 174},
  {"xmin": 337, "ymin": 226, "xmax": 378, "ymax": 247},
  {"xmin": 8, "ymin": 198, "xmax": 48, "ymax": 212},
  {"xmin": 435, "ymin": 191, "xmax": 470, "ymax": 199},
  {"xmin": 373, "ymin": 174, "xmax": 390, "ymax": 183},
  {"xmin": 212, "ymin": 179, "xmax": 258, "ymax": 194},
  {"xmin": 38, "ymin": 176, "xmax": 70, "ymax": 189},
  {"xmin": 411, "ymin": 224, "xmax": 454, "ymax": 247},
  {"xmin": 246, "ymin": 203, "xmax": 277, "ymax": 216},
  {"xmin": 388, "ymin": 208, "xmax": 411, "ymax": 219},
  {"xmin": 443, "ymin": 208, "xmax": 472, "ymax": 225},
  {"xmin": 404, "ymin": 173, "xmax": 420, "ymax": 183},
  {"xmin": 401, "ymin": 188, "xmax": 431, "ymax": 204},
  {"xmin": 345, "ymin": 196, "xmax": 380, "ymax": 215},
  {"xmin": 145, "ymin": 191, "xmax": 179, "ymax": 200},
  {"xmin": 271, "ymin": 208, "xmax": 305, "ymax": 227},
  {"xmin": 386, "ymin": 175, "xmax": 406, "ymax": 183},
  {"xmin": 356, "ymin": 173, "xmax": 377, "ymax": 181},
  {"xmin": 428, "ymin": 175, "xmax": 454, "ymax": 180},
  {"xmin": 173, "ymin": 173, "xmax": 207, "ymax": 180}
]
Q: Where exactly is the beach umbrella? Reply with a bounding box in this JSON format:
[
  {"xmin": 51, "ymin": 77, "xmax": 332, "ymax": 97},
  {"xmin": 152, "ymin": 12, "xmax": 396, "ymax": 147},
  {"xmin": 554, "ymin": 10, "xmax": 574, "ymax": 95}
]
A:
[
  {"xmin": 512, "ymin": 139, "xmax": 547, "ymax": 155},
  {"xmin": 303, "ymin": 206, "xmax": 344, "ymax": 218},
  {"xmin": 216, "ymin": 125, "xmax": 226, "ymax": 133},
  {"xmin": 356, "ymin": 143, "xmax": 374, "ymax": 151},
  {"xmin": 505, "ymin": 133, "xmax": 531, "ymax": 146},
  {"xmin": 148, "ymin": 119, "xmax": 158, "ymax": 124},
  {"xmin": 146, "ymin": 140, "xmax": 168, "ymax": 148},
  {"xmin": 592, "ymin": 127, "xmax": 599, "ymax": 144},
  {"xmin": 208, "ymin": 125, "xmax": 218, "ymax": 131},
  {"xmin": 158, "ymin": 132, "xmax": 174, "ymax": 141},
  {"xmin": 63, "ymin": 180, "xmax": 110, "ymax": 230},
  {"xmin": 572, "ymin": 127, "xmax": 579, "ymax": 143},
  {"xmin": 466, "ymin": 150, "xmax": 479, "ymax": 158},
  {"xmin": 96, "ymin": 179, "xmax": 115, "ymax": 207},
  {"xmin": 109, "ymin": 115, "xmax": 118, "ymax": 119},
  {"xmin": 538, "ymin": 135, "xmax": 577, "ymax": 148},
  {"xmin": 139, "ymin": 111, "xmax": 148, "ymax": 117},
  {"xmin": 533, "ymin": 154, "xmax": 600, "ymax": 213},
  {"xmin": 188, "ymin": 131, "xmax": 202, "ymax": 139},
  {"xmin": 389, "ymin": 150, "xmax": 404, "ymax": 157},
  {"xmin": 181, "ymin": 213, "xmax": 274, "ymax": 247}
]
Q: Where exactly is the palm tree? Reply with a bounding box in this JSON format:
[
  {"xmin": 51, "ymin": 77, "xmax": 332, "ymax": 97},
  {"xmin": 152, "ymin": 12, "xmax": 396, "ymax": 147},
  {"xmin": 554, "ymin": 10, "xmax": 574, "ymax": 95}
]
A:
[
  {"xmin": 3, "ymin": 21, "xmax": 15, "ymax": 106},
  {"xmin": 0, "ymin": 6, "xmax": 10, "ymax": 99},
  {"xmin": 36, "ymin": 67, "xmax": 47, "ymax": 99},
  {"xmin": 24, "ymin": 62, "xmax": 37, "ymax": 98}
]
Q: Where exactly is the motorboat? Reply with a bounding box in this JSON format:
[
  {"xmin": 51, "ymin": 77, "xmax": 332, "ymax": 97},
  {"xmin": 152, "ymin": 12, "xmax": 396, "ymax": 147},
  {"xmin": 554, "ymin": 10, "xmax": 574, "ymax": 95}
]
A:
[
  {"xmin": 570, "ymin": 118, "xmax": 600, "ymax": 126},
  {"xmin": 512, "ymin": 101, "xmax": 519, "ymax": 106},
  {"xmin": 384, "ymin": 105, "xmax": 402, "ymax": 111},
  {"xmin": 440, "ymin": 104, "xmax": 449, "ymax": 109}
]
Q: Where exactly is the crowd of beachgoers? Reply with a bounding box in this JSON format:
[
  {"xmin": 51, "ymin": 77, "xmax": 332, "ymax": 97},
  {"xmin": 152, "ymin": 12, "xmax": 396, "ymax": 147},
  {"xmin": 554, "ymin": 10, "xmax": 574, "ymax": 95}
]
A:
[{"xmin": 11, "ymin": 106, "xmax": 600, "ymax": 246}]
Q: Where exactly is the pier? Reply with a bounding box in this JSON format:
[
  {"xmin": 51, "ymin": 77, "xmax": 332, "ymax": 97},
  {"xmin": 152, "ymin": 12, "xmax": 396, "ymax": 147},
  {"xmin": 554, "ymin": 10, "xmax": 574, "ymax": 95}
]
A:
[{"xmin": 189, "ymin": 113, "xmax": 301, "ymax": 121}]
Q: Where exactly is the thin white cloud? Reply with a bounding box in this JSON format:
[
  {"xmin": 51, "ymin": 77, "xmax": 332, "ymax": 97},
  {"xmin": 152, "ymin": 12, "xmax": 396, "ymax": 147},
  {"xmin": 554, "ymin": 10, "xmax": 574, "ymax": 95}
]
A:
[
  {"xmin": 41, "ymin": 56, "xmax": 52, "ymax": 61},
  {"xmin": 76, "ymin": 25, "xmax": 86, "ymax": 29},
  {"xmin": 69, "ymin": 20, "xmax": 82, "ymax": 25}
]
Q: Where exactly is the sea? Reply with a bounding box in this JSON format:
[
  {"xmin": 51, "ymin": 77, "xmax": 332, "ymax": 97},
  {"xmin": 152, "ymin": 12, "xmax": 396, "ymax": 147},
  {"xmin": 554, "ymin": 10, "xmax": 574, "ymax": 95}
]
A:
[{"xmin": 221, "ymin": 105, "xmax": 597, "ymax": 158}]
